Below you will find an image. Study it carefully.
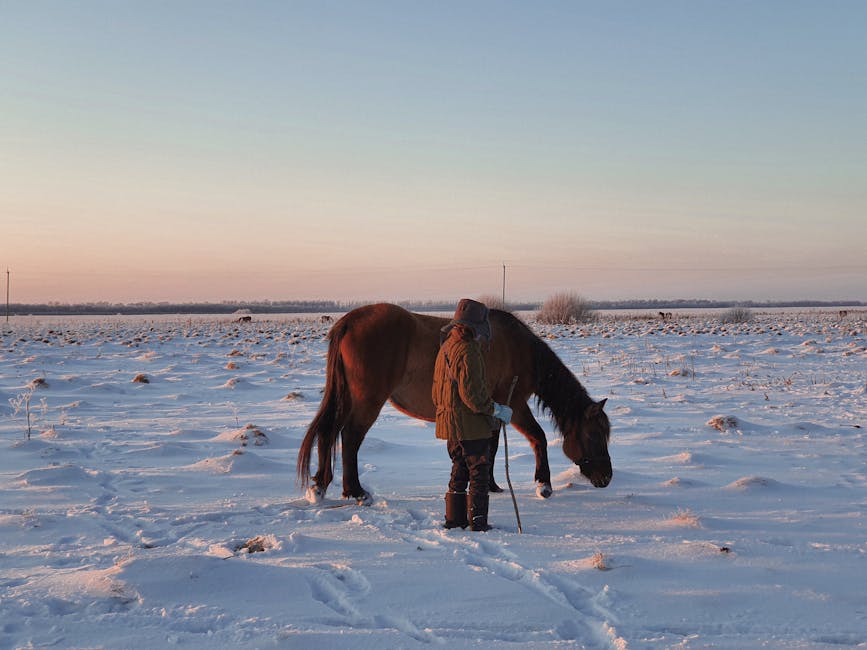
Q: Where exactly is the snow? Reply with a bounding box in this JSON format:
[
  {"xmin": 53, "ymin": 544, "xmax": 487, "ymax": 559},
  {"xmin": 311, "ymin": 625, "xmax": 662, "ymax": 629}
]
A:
[{"xmin": 1, "ymin": 310, "xmax": 865, "ymax": 649}]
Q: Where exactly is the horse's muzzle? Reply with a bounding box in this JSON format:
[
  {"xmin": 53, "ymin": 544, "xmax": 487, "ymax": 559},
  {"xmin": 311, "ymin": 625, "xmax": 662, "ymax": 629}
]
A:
[
  {"xmin": 578, "ymin": 456, "xmax": 612, "ymax": 488},
  {"xmin": 590, "ymin": 472, "xmax": 612, "ymax": 488}
]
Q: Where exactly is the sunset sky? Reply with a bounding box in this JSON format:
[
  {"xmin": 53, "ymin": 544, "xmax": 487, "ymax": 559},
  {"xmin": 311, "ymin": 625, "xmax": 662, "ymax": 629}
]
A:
[{"xmin": 2, "ymin": 1, "xmax": 865, "ymax": 304}]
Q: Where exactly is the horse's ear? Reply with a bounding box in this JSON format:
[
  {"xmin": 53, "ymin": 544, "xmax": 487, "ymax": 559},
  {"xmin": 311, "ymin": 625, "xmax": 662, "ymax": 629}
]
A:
[{"xmin": 585, "ymin": 398, "xmax": 608, "ymax": 418}]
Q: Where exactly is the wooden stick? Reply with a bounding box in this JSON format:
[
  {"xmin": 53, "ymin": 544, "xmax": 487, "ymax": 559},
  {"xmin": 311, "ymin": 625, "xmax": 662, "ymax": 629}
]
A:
[{"xmin": 502, "ymin": 375, "xmax": 522, "ymax": 533}]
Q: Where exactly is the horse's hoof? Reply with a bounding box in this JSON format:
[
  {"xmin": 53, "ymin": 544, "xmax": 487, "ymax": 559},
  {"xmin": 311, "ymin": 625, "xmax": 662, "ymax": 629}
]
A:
[
  {"xmin": 344, "ymin": 488, "xmax": 373, "ymax": 506},
  {"xmin": 489, "ymin": 480, "xmax": 504, "ymax": 493},
  {"xmin": 306, "ymin": 485, "xmax": 325, "ymax": 504},
  {"xmin": 536, "ymin": 483, "xmax": 553, "ymax": 499}
]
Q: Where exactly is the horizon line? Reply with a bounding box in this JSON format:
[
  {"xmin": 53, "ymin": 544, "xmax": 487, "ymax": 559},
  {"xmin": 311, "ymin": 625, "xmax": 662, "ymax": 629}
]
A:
[{"xmin": 4, "ymin": 297, "xmax": 865, "ymax": 313}]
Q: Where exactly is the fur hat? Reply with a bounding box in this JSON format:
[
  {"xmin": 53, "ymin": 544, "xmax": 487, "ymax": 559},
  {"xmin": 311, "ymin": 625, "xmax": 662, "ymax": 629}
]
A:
[{"xmin": 441, "ymin": 298, "xmax": 492, "ymax": 342}]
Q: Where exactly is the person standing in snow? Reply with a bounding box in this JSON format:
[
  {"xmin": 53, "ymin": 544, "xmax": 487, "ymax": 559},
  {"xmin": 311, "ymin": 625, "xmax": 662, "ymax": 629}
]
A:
[{"xmin": 432, "ymin": 299, "xmax": 512, "ymax": 531}]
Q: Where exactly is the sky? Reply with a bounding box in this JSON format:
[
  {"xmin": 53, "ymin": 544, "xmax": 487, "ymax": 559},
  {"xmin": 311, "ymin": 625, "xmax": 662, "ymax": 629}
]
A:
[{"xmin": 1, "ymin": 1, "xmax": 865, "ymax": 304}]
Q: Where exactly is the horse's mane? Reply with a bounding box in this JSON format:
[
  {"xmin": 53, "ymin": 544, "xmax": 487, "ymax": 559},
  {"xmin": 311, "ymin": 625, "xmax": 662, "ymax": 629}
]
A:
[{"xmin": 491, "ymin": 310, "xmax": 597, "ymax": 440}]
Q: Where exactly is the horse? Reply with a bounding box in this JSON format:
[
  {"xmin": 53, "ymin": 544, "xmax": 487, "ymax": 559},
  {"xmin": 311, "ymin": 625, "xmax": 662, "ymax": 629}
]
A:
[{"xmin": 297, "ymin": 303, "xmax": 612, "ymax": 504}]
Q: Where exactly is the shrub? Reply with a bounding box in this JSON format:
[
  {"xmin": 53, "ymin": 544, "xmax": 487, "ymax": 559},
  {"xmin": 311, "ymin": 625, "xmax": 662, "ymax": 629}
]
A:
[
  {"xmin": 720, "ymin": 307, "xmax": 753, "ymax": 324},
  {"xmin": 537, "ymin": 292, "xmax": 595, "ymax": 324},
  {"xmin": 476, "ymin": 294, "xmax": 507, "ymax": 311}
]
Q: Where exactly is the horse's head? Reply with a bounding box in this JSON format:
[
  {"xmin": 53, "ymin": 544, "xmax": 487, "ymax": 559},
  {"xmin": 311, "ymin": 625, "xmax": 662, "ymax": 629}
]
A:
[{"xmin": 562, "ymin": 398, "xmax": 612, "ymax": 487}]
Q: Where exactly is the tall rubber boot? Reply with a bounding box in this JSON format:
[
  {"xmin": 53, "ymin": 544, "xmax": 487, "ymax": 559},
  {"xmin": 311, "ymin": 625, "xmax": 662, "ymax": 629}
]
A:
[
  {"xmin": 468, "ymin": 492, "xmax": 491, "ymax": 532},
  {"xmin": 444, "ymin": 491, "xmax": 468, "ymax": 529}
]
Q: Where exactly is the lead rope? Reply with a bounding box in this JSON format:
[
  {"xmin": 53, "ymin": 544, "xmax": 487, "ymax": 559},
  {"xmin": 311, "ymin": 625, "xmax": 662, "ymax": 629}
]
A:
[{"xmin": 502, "ymin": 375, "xmax": 522, "ymax": 534}]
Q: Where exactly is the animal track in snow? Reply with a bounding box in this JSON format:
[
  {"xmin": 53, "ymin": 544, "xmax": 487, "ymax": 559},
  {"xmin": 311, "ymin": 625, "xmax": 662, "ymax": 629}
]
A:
[
  {"xmin": 306, "ymin": 561, "xmax": 442, "ymax": 643},
  {"xmin": 352, "ymin": 505, "xmax": 626, "ymax": 647}
]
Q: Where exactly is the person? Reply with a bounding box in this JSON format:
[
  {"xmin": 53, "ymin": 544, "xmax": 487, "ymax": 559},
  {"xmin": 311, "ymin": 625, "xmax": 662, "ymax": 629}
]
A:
[{"xmin": 432, "ymin": 299, "xmax": 512, "ymax": 531}]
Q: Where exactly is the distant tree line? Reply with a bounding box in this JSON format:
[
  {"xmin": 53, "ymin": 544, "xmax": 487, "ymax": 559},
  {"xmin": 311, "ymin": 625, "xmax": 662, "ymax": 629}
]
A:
[
  {"xmin": 5, "ymin": 298, "xmax": 863, "ymax": 317},
  {"xmin": 7, "ymin": 300, "xmax": 361, "ymax": 316},
  {"xmin": 585, "ymin": 299, "xmax": 865, "ymax": 310}
]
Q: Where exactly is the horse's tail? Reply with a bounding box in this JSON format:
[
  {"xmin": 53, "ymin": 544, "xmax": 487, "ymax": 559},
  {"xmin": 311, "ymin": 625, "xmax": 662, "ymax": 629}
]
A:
[{"xmin": 297, "ymin": 320, "xmax": 351, "ymax": 486}]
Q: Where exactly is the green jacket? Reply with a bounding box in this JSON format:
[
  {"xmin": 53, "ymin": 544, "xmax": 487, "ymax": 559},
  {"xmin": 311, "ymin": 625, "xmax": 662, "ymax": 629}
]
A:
[{"xmin": 432, "ymin": 330, "xmax": 495, "ymax": 441}]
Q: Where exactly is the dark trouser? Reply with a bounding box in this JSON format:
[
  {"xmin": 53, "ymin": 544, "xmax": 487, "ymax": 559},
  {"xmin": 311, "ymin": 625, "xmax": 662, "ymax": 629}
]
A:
[
  {"xmin": 448, "ymin": 437, "xmax": 490, "ymax": 498},
  {"xmin": 446, "ymin": 438, "xmax": 492, "ymax": 531}
]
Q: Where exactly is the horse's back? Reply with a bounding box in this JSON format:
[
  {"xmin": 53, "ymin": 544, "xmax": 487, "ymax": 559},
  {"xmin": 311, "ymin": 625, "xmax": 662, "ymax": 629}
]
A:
[
  {"xmin": 329, "ymin": 304, "xmax": 428, "ymax": 394},
  {"xmin": 330, "ymin": 304, "xmax": 445, "ymax": 419},
  {"xmin": 328, "ymin": 304, "xmax": 539, "ymax": 419}
]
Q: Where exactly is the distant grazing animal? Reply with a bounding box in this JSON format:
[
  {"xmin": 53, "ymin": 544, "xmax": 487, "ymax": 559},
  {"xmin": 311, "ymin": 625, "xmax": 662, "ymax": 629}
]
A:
[
  {"xmin": 237, "ymin": 315, "xmax": 252, "ymax": 323},
  {"xmin": 320, "ymin": 315, "xmax": 333, "ymax": 324},
  {"xmin": 297, "ymin": 303, "xmax": 612, "ymax": 504},
  {"xmin": 839, "ymin": 310, "xmax": 848, "ymax": 320},
  {"xmin": 659, "ymin": 312, "xmax": 673, "ymax": 321}
]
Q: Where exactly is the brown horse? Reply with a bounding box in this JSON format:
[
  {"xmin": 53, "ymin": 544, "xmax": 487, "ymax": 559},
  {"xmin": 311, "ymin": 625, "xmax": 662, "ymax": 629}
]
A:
[{"xmin": 297, "ymin": 303, "xmax": 612, "ymax": 504}]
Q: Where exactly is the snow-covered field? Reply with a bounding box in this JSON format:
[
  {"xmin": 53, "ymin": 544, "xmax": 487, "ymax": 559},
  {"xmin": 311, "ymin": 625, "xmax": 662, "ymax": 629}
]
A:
[{"xmin": 1, "ymin": 309, "xmax": 865, "ymax": 649}]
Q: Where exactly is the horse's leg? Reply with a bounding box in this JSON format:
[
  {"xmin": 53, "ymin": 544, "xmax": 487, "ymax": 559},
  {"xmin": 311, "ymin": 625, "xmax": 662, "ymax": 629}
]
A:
[
  {"xmin": 340, "ymin": 403, "xmax": 384, "ymax": 504},
  {"xmin": 340, "ymin": 427, "xmax": 369, "ymax": 503},
  {"xmin": 487, "ymin": 427, "xmax": 504, "ymax": 492},
  {"xmin": 310, "ymin": 438, "xmax": 334, "ymax": 501},
  {"xmin": 511, "ymin": 402, "xmax": 553, "ymax": 498}
]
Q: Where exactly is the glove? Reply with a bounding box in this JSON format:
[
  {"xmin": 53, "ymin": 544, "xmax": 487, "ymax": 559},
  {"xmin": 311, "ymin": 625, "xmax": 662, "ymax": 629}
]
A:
[{"xmin": 492, "ymin": 402, "xmax": 513, "ymax": 424}]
